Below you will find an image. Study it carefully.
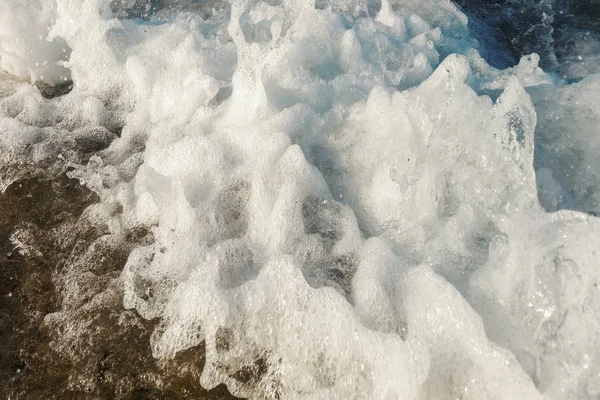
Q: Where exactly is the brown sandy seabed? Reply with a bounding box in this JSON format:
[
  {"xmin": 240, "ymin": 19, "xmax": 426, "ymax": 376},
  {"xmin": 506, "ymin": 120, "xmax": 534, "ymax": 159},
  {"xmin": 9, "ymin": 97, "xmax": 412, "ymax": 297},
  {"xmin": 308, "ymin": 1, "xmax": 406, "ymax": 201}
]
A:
[{"xmin": 0, "ymin": 77, "xmax": 249, "ymax": 399}]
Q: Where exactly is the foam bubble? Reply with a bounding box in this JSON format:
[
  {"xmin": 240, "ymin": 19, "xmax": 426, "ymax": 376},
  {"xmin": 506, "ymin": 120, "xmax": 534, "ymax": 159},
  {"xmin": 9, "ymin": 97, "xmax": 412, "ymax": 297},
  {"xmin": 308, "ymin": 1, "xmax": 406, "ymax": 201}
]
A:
[
  {"xmin": 2, "ymin": 0, "xmax": 600, "ymax": 398},
  {"xmin": 0, "ymin": 0, "xmax": 71, "ymax": 85}
]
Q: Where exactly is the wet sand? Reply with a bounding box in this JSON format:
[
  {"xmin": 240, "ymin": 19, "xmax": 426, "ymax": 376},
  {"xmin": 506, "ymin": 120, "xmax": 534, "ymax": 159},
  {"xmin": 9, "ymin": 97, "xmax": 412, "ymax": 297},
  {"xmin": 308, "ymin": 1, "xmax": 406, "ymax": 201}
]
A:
[{"xmin": 0, "ymin": 174, "xmax": 239, "ymax": 399}]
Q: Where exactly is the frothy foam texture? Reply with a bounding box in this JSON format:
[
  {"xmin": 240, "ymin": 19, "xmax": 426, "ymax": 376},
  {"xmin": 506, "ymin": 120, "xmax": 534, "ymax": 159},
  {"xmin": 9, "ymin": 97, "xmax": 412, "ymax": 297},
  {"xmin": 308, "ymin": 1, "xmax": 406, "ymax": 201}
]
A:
[{"xmin": 1, "ymin": 0, "xmax": 599, "ymax": 398}]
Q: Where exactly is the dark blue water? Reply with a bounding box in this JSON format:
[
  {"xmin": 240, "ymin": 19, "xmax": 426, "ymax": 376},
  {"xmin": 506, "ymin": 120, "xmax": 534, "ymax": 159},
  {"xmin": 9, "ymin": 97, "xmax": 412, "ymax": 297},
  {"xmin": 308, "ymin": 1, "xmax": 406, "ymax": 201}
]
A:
[{"xmin": 456, "ymin": 0, "xmax": 600, "ymax": 79}]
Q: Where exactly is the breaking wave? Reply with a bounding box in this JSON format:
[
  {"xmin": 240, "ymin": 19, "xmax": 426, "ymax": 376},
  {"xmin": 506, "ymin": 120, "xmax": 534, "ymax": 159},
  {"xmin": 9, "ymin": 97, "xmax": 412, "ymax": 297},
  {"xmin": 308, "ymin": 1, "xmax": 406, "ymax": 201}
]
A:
[{"xmin": 1, "ymin": 0, "xmax": 599, "ymax": 398}]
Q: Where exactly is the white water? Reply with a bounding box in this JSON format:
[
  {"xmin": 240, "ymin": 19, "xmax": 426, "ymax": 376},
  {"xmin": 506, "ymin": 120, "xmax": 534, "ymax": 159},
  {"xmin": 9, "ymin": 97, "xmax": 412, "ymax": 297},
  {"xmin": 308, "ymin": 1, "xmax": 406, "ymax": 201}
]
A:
[{"xmin": 1, "ymin": 0, "xmax": 599, "ymax": 398}]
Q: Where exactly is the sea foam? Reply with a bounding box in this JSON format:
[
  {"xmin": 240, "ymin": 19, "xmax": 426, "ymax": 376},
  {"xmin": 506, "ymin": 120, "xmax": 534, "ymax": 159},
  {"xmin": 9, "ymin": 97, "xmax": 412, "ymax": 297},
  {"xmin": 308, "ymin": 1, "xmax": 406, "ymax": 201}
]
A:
[{"xmin": 1, "ymin": 0, "xmax": 599, "ymax": 398}]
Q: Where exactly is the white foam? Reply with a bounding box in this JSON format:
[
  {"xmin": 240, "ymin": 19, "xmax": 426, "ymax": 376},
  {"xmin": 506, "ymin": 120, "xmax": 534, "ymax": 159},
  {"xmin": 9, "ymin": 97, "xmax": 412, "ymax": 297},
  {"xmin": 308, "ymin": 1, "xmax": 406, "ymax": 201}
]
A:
[
  {"xmin": 0, "ymin": 0, "xmax": 70, "ymax": 85},
  {"xmin": 2, "ymin": 0, "xmax": 600, "ymax": 398}
]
